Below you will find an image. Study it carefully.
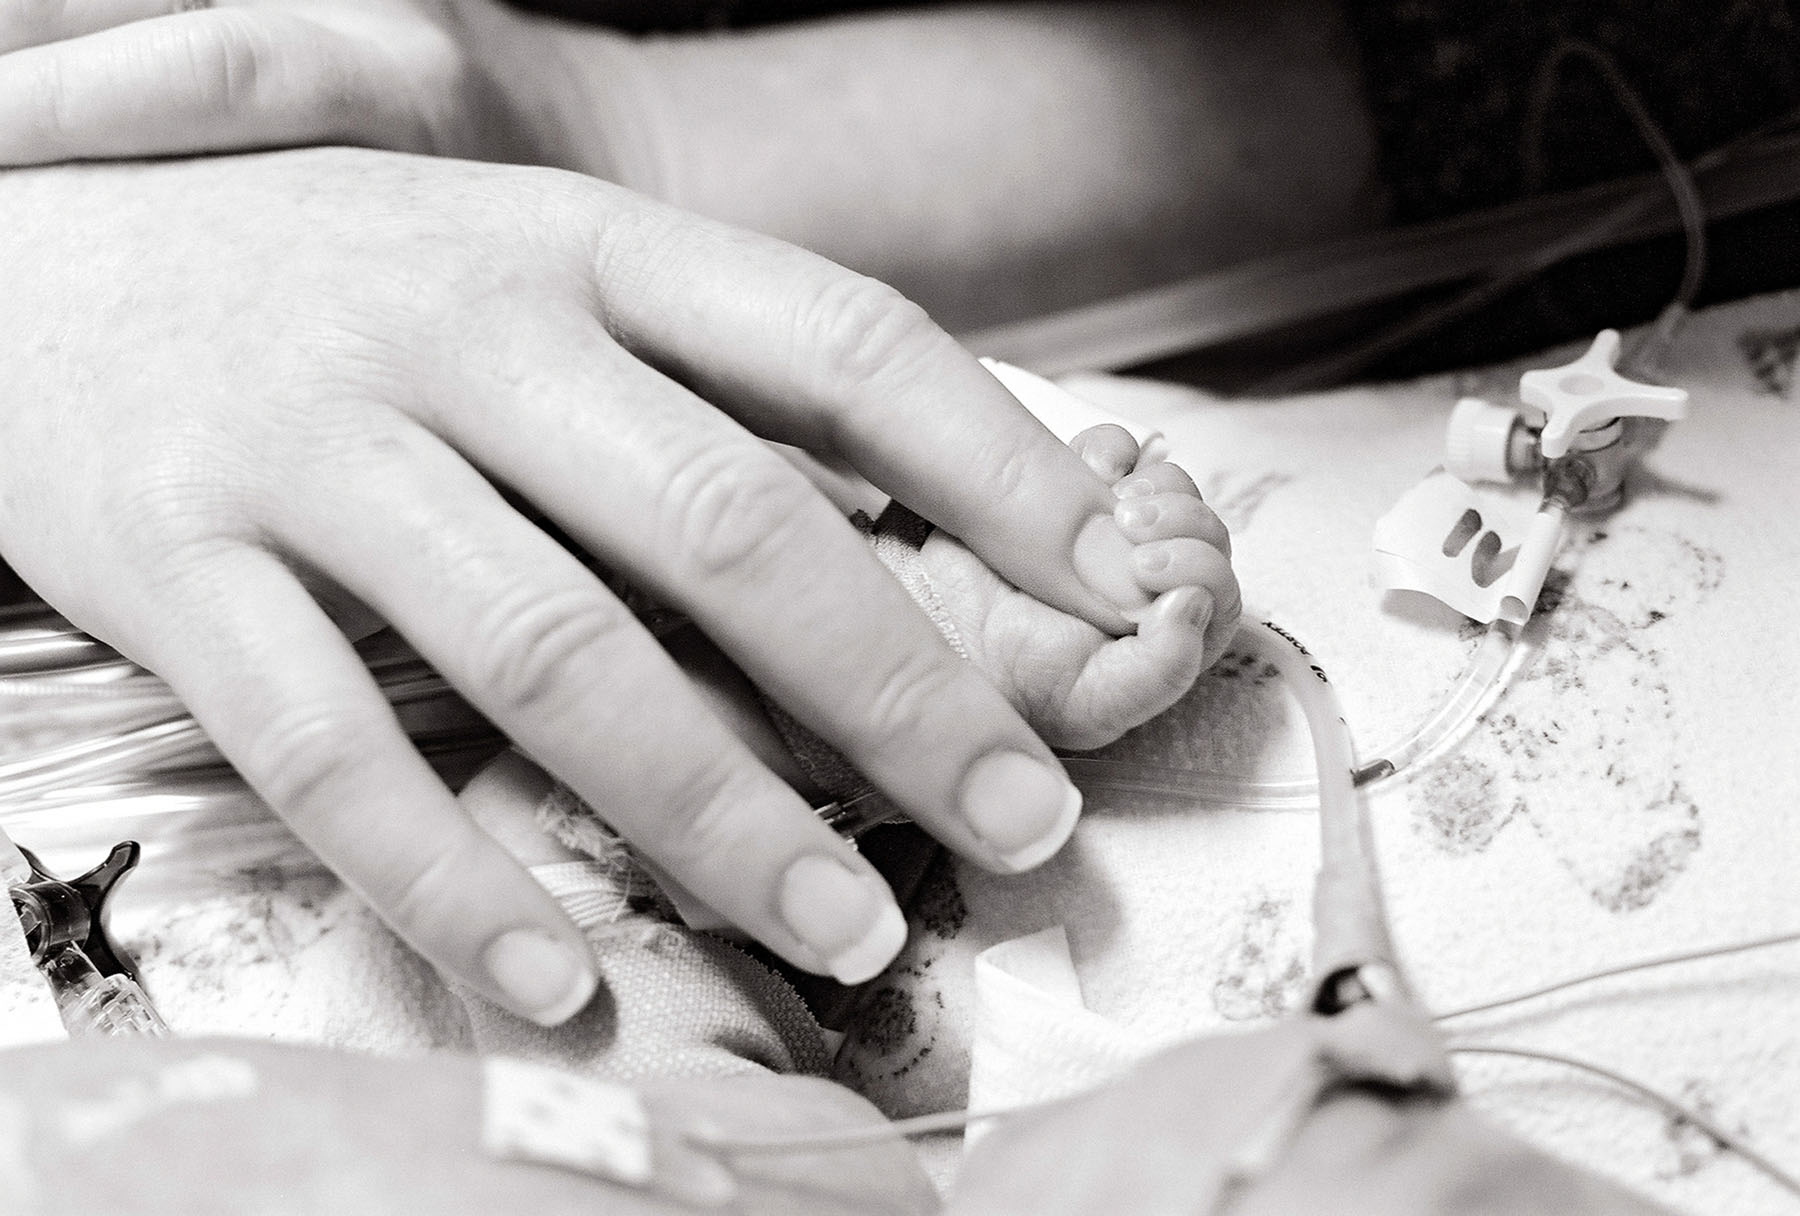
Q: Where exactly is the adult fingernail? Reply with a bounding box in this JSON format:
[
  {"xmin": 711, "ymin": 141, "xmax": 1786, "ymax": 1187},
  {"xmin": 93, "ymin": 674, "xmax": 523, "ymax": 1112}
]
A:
[
  {"xmin": 1074, "ymin": 514, "xmax": 1151, "ymax": 614},
  {"xmin": 483, "ymin": 928, "xmax": 598, "ymax": 1027},
  {"xmin": 960, "ymin": 751, "xmax": 1082, "ymax": 872},
  {"xmin": 778, "ymin": 856, "xmax": 908, "ymax": 985}
]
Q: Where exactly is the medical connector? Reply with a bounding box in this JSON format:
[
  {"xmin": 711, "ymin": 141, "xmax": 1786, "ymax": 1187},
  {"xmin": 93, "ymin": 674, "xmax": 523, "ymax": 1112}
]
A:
[
  {"xmin": 1517, "ymin": 330, "xmax": 1688, "ymax": 460},
  {"xmin": 1445, "ymin": 397, "xmax": 1541, "ymax": 485},
  {"xmin": 35, "ymin": 942, "xmax": 170, "ymax": 1035},
  {"xmin": 1443, "ymin": 329, "xmax": 1689, "ymax": 513},
  {"xmin": 6, "ymin": 834, "xmax": 169, "ymax": 1036}
]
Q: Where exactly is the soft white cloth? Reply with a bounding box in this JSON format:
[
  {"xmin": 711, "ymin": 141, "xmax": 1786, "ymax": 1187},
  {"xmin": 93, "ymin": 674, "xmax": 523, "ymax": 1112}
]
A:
[
  {"xmin": 841, "ymin": 291, "xmax": 1800, "ymax": 1215},
  {"xmin": 5, "ymin": 292, "xmax": 1797, "ymax": 1215},
  {"xmin": 0, "ymin": 891, "xmax": 64, "ymax": 1048}
]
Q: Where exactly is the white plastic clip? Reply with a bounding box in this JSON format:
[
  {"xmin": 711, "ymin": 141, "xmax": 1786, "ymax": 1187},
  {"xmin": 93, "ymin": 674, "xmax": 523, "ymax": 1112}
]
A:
[{"xmin": 1517, "ymin": 330, "xmax": 1688, "ymax": 460}]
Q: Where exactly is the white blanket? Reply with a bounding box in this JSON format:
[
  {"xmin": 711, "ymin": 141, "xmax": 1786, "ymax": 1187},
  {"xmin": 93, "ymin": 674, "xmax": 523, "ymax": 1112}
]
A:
[
  {"xmin": 836, "ymin": 290, "xmax": 1800, "ymax": 1213},
  {"xmin": 5, "ymin": 290, "xmax": 1797, "ymax": 1214}
]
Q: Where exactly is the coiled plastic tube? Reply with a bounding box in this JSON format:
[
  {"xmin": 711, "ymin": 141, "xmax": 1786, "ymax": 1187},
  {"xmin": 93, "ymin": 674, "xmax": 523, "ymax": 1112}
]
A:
[{"xmin": 1064, "ymin": 616, "xmax": 1521, "ymax": 809}]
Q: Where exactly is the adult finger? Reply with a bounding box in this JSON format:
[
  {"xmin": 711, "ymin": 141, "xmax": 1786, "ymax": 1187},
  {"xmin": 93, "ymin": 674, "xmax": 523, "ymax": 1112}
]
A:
[
  {"xmin": 0, "ymin": 0, "xmax": 197, "ymax": 54},
  {"xmin": 0, "ymin": 10, "xmax": 416, "ymax": 165},
  {"xmin": 428, "ymin": 306, "xmax": 1085, "ymax": 882},
  {"xmin": 572, "ymin": 195, "xmax": 1152, "ymax": 635},
  {"xmin": 119, "ymin": 542, "xmax": 602, "ymax": 1026},
  {"xmin": 268, "ymin": 414, "xmax": 917, "ymax": 984}
]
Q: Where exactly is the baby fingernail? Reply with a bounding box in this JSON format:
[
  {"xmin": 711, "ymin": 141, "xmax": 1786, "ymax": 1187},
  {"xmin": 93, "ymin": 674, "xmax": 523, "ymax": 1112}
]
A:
[
  {"xmin": 1114, "ymin": 476, "xmax": 1156, "ymax": 499},
  {"xmin": 960, "ymin": 751, "xmax": 1082, "ymax": 872},
  {"xmin": 779, "ymin": 855, "xmax": 908, "ymax": 985},
  {"xmin": 1136, "ymin": 544, "xmax": 1173, "ymax": 574},
  {"xmin": 1172, "ymin": 585, "xmax": 1213, "ymax": 632},
  {"xmin": 1117, "ymin": 500, "xmax": 1159, "ymax": 532},
  {"xmin": 1074, "ymin": 514, "xmax": 1151, "ymax": 614},
  {"xmin": 483, "ymin": 928, "xmax": 597, "ymax": 1026}
]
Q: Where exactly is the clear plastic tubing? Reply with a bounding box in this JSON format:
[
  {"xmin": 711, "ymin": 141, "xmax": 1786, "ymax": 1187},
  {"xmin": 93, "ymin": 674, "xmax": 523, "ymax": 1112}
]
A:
[
  {"xmin": 0, "ymin": 669, "xmax": 456, "ymax": 804},
  {"xmin": 1063, "ymin": 615, "xmax": 1520, "ymax": 810},
  {"xmin": 0, "ymin": 623, "xmax": 122, "ymax": 677},
  {"xmin": 1232, "ymin": 620, "xmax": 1394, "ymax": 979}
]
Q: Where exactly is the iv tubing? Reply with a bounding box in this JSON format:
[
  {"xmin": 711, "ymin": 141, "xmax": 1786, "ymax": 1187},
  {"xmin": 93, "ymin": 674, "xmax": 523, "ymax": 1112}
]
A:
[
  {"xmin": 1497, "ymin": 501, "xmax": 1566, "ymax": 627},
  {"xmin": 1063, "ymin": 617, "xmax": 1520, "ymax": 809},
  {"xmin": 0, "ymin": 670, "xmax": 458, "ymax": 805},
  {"xmin": 1233, "ymin": 620, "xmax": 1400, "ymax": 987}
]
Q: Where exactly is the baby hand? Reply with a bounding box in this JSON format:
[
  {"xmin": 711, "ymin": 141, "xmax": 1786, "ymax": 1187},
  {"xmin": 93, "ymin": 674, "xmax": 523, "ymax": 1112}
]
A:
[
  {"xmin": 920, "ymin": 422, "xmax": 1240, "ymax": 753},
  {"xmin": 0, "ymin": 0, "xmax": 547, "ymax": 166}
]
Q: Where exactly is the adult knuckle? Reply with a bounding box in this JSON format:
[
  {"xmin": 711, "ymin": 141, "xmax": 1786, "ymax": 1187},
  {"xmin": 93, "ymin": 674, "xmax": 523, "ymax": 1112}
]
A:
[
  {"xmin": 238, "ymin": 703, "xmax": 371, "ymax": 815},
  {"xmin": 979, "ymin": 436, "xmax": 1037, "ymax": 509},
  {"xmin": 644, "ymin": 760, "xmax": 766, "ymax": 875},
  {"xmin": 180, "ymin": 13, "xmax": 275, "ymax": 114},
  {"xmin": 104, "ymin": 465, "xmax": 247, "ymax": 586},
  {"xmin": 797, "ymin": 274, "xmax": 940, "ymax": 394},
  {"xmin": 659, "ymin": 445, "xmax": 815, "ymax": 584},
  {"xmin": 384, "ymin": 833, "xmax": 484, "ymax": 937},
  {"xmin": 25, "ymin": 49, "xmax": 73, "ymax": 146},
  {"xmin": 471, "ymin": 586, "xmax": 632, "ymax": 718},
  {"xmin": 859, "ymin": 648, "xmax": 962, "ymax": 749}
]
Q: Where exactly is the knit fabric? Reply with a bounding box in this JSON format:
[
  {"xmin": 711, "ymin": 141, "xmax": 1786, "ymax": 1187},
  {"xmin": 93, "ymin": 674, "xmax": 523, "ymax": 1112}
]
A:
[{"xmin": 453, "ymin": 793, "xmax": 829, "ymax": 1083}]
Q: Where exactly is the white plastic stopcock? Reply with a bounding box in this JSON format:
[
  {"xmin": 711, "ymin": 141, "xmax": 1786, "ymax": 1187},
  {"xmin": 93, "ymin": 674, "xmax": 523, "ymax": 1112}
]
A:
[
  {"xmin": 1517, "ymin": 330, "xmax": 1689, "ymax": 459},
  {"xmin": 1444, "ymin": 397, "xmax": 1523, "ymax": 484}
]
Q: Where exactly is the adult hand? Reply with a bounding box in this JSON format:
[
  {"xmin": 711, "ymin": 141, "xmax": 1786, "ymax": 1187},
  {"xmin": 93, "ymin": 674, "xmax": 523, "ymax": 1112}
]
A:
[
  {"xmin": 0, "ymin": 147, "xmax": 1152, "ymax": 1023},
  {"xmin": 0, "ymin": 0, "xmax": 551, "ymax": 165}
]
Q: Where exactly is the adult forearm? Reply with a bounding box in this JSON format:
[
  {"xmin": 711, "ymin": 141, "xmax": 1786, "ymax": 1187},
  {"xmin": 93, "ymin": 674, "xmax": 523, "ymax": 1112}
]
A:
[{"xmin": 536, "ymin": 1, "xmax": 1387, "ymax": 331}]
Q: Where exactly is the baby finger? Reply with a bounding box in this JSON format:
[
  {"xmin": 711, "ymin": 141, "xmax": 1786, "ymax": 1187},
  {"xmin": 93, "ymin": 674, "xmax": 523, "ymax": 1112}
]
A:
[
  {"xmin": 1069, "ymin": 423, "xmax": 1141, "ymax": 482},
  {"xmin": 1115, "ymin": 490, "xmax": 1232, "ymax": 556},
  {"xmin": 1130, "ymin": 535, "xmax": 1238, "ymax": 602},
  {"xmin": 1114, "ymin": 460, "xmax": 1201, "ymax": 500}
]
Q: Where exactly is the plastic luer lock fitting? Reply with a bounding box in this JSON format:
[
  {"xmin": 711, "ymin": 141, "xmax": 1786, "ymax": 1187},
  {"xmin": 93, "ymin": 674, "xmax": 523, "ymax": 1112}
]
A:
[{"xmin": 1444, "ymin": 397, "xmax": 1528, "ymax": 484}]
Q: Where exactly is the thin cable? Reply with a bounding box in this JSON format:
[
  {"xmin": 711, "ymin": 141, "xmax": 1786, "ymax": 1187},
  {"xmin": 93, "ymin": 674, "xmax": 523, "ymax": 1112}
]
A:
[
  {"xmin": 1433, "ymin": 930, "xmax": 1800, "ymax": 1021},
  {"xmin": 1527, "ymin": 42, "xmax": 1704, "ymax": 378},
  {"xmin": 691, "ymin": 1104, "xmax": 1029, "ymax": 1155},
  {"xmin": 1255, "ymin": 53, "xmax": 1765, "ymax": 395},
  {"xmin": 1521, "ymin": 40, "xmax": 1708, "ymax": 314},
  {"xmin": 1355, "ymin": 619, "xmax": 1519, "ymax": 780},
  {"xmin": 693, "ymin": 1035, "xmax": 1800, "ymax": 1197},
  {"xmin": 1449, "ymin": 1044, "xmax": 1800, "ymax": 1198}
]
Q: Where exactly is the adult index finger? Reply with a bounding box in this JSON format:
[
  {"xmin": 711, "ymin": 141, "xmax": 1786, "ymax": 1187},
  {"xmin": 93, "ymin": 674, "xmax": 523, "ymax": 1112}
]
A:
[
  {"xmin": 426, "ymin": 308, "xmax": 1084, "ymax": 886},
  {"xmin": 120, "ymin": 545, "xmax": 601, "ymax": 1026},
  {"xmin": 266, "ymin": 414, "xmax": 917, "ymax": 985},
  {"xmin": 577, "ymin": 192, "xmax": 1149, "ymax": 636}
]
